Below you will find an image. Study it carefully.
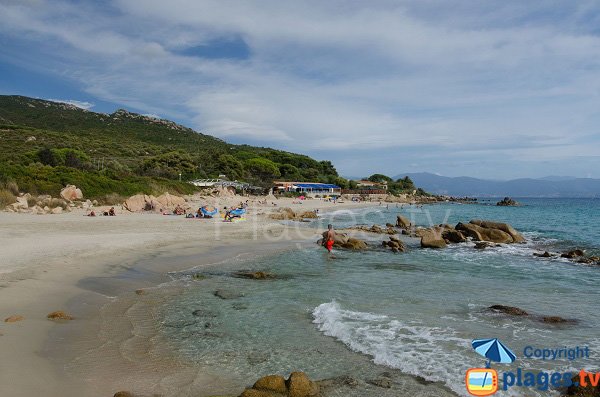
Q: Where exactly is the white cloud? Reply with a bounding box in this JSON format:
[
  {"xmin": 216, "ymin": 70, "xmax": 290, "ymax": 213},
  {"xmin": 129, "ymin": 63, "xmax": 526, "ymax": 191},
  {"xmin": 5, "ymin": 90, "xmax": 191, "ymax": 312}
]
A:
[{"xmin": 1, "ymin": 0, "xmax": 600, "ymax": 177}]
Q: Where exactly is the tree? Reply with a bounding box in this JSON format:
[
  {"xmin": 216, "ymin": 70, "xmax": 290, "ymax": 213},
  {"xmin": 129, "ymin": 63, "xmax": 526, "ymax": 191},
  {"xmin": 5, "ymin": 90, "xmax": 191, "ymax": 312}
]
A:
[
  {"xmin": 368, "ymin": 173, "xmax": 392, "ymax": 183},
  {"xmin": 217, "ymin": 154, "xmax": 244, "ymax": 180},
  {"xmin": 244, "ymin": 157, "xmax": 281, "ymax": 181}
]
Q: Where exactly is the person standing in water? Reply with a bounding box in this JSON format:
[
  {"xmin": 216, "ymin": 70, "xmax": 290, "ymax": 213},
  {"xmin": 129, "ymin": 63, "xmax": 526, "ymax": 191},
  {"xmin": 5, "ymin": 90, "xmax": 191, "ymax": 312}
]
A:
[{"xmin": 324, "ymin": 224, "xmax": 336, "ymax": 254}]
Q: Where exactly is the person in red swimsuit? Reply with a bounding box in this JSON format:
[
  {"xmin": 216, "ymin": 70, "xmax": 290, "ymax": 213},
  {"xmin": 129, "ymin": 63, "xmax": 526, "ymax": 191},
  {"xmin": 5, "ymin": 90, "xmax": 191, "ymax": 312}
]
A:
[{"xmin": 324, "ymin": 224, "xmax": 336, "ymax": 253}]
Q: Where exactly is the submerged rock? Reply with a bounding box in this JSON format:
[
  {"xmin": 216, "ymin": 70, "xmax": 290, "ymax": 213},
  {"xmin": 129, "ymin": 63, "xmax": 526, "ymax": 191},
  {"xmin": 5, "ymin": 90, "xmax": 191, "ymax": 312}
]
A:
[
  {"xmin": 233, "ymin": 271, "xmax": 276, "ymax": 280},
  {"xmin": 542, "ymin": 316, "xmax": 578, "ymax": 324},
  {"xmin": 367, "ymin": 377, "xmax": 392, "ymax": 388},
  {"xmin": 534, "ymin": 251, "xmax": 554, "ymax": 258},
  {"xmin": 214, "ymin": 289, "xmax": 244, "ymax": 300},
  {"xmin": 561, "ymin": 249, "xmax": 585, "ymax": 259},
  {"xmin": 488, "ymin": 305, "xmax": 529, "ymax": 316}
]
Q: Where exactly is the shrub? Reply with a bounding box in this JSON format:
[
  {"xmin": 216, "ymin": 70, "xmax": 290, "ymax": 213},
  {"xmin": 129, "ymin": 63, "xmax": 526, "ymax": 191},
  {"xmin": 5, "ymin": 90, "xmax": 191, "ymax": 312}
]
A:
[{"xmin": 0, "ymin": 188, "xmax": 16, "ymax": 209}]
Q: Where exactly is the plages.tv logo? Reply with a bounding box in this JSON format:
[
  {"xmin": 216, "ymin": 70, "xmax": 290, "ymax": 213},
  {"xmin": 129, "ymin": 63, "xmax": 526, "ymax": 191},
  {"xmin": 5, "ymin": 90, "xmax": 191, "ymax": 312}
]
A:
[{"xmin": 466, "ymin": 338, "xmax": 516, "ymax": 396}]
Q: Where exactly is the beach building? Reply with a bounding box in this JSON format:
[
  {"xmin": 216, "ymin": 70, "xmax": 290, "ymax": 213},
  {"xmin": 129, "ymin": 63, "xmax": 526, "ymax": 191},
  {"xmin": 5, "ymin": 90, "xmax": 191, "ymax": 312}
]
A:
[
  {"xmin": 273, "ymin": 181, "xmax": 342, "ymax": 197},
  {"xmin": 355, "ymin": 180, "xmax": 388, "ymax": 190}
]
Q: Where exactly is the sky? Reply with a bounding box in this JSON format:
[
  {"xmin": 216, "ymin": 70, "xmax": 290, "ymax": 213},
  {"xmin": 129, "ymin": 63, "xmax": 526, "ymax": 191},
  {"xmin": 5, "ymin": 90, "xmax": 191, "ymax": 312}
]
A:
[{"xmin": 1, "ymin": 0, "xmax": 600, "ymax": 179}]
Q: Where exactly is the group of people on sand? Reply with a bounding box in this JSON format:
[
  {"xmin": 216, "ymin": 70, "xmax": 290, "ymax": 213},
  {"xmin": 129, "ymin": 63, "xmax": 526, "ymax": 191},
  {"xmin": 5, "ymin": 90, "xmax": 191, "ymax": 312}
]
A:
[{"xmin": 87, "ymin": 207, "xmax": 116, "ymax": 217}]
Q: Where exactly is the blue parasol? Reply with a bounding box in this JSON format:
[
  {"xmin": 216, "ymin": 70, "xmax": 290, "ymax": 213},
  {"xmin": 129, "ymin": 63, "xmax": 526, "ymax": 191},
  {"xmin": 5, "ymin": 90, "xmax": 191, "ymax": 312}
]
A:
[
  {"xmin": 471, "ymin": 338, "xmax": 516, "ymax": 390},
  {"xmin": 472, "ymin": 338, "xmax": 516, "ymax": 367}
]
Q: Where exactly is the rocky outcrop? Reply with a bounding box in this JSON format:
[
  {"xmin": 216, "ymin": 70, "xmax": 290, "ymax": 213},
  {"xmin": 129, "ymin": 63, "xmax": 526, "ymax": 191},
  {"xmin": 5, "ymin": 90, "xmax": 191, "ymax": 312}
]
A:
[
  {"xmin": 123, "ymin": 194, "xmax": 158, "ymax": 212},
  {"xmin": 240, "ymin": 372, "xmax": 319, "ymax": 397},
  {"xmin": 561, "ymin": 249, "xmax": 585, "ymax": 259},
  {"xmin": 497, "ymin": 197, "xmax": 519, "ymax": 206},
  {"xmin": 349, "ymin": 224, "xmax": 396, "ymax": 235},
  {"xmin": 270, "ymin": 208, "xmax": 318, "ymax": 221},
  {"xmin": 534, "ymin": 251, "xmax": 554, "ymax": 258},
  {"xmin": 396, "ymin": 215, "xmax": 411, "ymax": 229},
  {"xmin": 442, "ymin": 229, "xmax": 466, "ymax": 243},
  {"xmin": 60, "ymin": 185, "xmax": 83, "ymax": 201},
  {"xmin": 319, "ymin": 232, "xmax": 368, "ymax": 250},
  {"xmin": 382, "ymin": 236, "xmax": 406, "ymax": 253},
  {"xmin": 456, "ymin": 220, "xmax": 524, "ymax": 244},
  {"xmin": 488, "ymin": 305, "xmax": 578, "ymax": 324},
  {"xmin": 155, "ymin": 192, "xmax": 186, "ymax": 209},
  {"xmin": 420, "ymin": 227, "xmax": 447, "ymax": 249}
]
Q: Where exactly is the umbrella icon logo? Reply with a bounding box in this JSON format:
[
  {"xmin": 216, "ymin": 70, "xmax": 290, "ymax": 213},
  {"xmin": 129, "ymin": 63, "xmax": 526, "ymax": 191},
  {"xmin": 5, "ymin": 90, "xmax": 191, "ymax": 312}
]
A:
[{"xmin": 466, "ymin": 338, "xmax": 517, "ymax": 396}]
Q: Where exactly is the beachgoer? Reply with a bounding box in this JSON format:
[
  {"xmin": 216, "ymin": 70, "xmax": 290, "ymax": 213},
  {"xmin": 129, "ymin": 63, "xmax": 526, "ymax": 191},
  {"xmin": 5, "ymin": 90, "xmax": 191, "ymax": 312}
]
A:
[
  {"xmin": 109, "ymin": 207, "xmax": 116, "ymax": 216},
  {"xmin": 324, "ymin": 224, "xmax": 335, "ymax": 253},
  {"xmin": 87, "ymin": 210, "xmax": 96, "ymax": 217}
]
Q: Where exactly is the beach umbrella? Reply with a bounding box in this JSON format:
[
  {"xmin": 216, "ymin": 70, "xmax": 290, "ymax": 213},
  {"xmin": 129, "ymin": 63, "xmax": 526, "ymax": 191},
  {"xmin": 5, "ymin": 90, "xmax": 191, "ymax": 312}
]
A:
[{"xmin": 472, "ymin": 338, "xmax": 516, "ymax": 367}]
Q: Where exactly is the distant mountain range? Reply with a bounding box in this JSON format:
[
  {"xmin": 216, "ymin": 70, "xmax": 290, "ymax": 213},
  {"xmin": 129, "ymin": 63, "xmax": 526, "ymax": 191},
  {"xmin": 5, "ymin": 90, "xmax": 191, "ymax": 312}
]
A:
[{"xmin": 392, "ymin": 173, "xmax": 600, "ymax": 198}]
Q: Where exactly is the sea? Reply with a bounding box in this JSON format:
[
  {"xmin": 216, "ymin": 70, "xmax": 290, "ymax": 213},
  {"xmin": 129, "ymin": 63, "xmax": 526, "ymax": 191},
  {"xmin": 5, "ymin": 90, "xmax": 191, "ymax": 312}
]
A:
[{"xmin": 155, "ymin": 198, "xmax": 600, "ymax": 396}]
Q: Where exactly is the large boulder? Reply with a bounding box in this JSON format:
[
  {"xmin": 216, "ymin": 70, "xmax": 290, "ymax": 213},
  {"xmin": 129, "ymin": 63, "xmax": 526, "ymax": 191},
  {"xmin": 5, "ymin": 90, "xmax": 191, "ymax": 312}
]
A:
[
  {"xmin": 253, "ymin": 375, "xmax": 288, "ymax": 394},
  {"xmin": 420, "ymin": 228, "xmax": 447, "ymax": 249},
  {"xmin": 469, "ymin": 220, "xmax": 525, "ymax": 243},
  {"xmin": 342, "ymin": 238, "xmax": 368, "ymax": 250},
  {"xmin": 156, "ymin": 192, "xmax": 186, "ymax": 209},
  {"xmin": 240, "ymin": 372, "xmax": 319, "ymax": 397},
  {"xmin": 442, "ymin": 229, "xmax": 466, "ymax": 243},
  {"xmin": 60, "ymin": 185, "xmax": 83, "ymax": 201},
  {"xmin": 123, "ymin": 194, "xmax": 159, "ymax": 212},
  {"xmin": 14, "ymin": 195, "xmax": 29, "ymax": 209},
  {"xmin": 396, "ymin": 215, "xmax": 411, "ymax": 229},
  {"xmin": 287, "ymin": 372, "xmax": 320, "ymax": 397},
  {"xmin": 456, "ymin": 220, "xmax": 523, "ymax": 244}
]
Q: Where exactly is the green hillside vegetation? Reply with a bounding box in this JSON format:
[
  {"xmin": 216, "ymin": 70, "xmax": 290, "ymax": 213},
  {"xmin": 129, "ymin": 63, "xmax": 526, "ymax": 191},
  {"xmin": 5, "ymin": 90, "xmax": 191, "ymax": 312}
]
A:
[
  {"xmin": 367, "ymin": 173, "xmax": 429, "ymax": 195},
  {"xmin": 0, "ymin": 95, "xmax": 347, "ymax": 199}
]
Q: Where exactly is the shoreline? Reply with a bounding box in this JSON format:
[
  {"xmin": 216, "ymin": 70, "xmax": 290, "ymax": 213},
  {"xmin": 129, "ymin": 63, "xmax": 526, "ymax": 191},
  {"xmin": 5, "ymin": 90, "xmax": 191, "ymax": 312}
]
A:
[{"xmin": 0, "ymin": 196, "xmax": 376, "ymax": 397}]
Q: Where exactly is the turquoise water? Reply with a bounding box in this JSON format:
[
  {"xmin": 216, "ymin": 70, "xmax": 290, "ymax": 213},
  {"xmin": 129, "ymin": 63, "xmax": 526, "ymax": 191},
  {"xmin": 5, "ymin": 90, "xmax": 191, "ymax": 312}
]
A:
[{"xmin": 158, "ymin": 198, "xmax": 600, "ymax": 397}]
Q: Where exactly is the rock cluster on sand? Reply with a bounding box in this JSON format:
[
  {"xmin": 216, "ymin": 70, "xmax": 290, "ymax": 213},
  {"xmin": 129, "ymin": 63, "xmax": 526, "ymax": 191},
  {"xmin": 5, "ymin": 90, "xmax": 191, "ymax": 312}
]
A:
[
  {"xmin": 240, "ymin": 372, "xmax": 319, "ymax": 397},
  {"xmin": 123, "ymin": 192, "xmax": 188, "ymax": 212},
  {"xmin": 4, "ymin": 315, "xmax": 24, "ymax": 323},
  {"xmin": 5, "ymin": 192, "xmax": 72, "ymax": 214},
  {"xmin": 270, "ymin": 208, "xmax": 318, "ymax": 221},
  {"xmin": 496, "ymin": 197, "xmax": 520, "ymax": 206},
  {"xmin": 47, "ymin": 311, "xmax": 74, "ymax": 321}
]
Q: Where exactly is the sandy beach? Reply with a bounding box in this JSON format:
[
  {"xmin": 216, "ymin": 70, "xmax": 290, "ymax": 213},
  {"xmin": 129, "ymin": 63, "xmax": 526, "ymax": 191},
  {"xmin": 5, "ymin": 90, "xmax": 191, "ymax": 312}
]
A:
[{"xmin": 0, "ymin": 195, "xmax": 375, "ymax": 397}]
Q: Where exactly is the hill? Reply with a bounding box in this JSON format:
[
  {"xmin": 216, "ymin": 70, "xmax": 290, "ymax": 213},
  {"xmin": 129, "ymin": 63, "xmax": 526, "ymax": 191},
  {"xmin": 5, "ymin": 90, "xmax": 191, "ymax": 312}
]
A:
[
  {"xmin": 393, "ymin": 172, "xmax": 600, "ymax": 198},
  {"xmin": 0, "ymin": 95, "xmax": 345, "ymax": 200}
]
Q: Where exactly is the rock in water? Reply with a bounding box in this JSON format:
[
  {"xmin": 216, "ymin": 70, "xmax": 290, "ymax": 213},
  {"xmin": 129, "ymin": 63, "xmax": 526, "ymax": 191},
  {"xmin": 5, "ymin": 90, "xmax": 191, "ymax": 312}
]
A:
[
  {"xmin": 420, "ymin": 229, "xmax": 447, "ymax": 248},
  {"xmin": 496, "ymin": 197, "xmax": 519, "ymax": 206},
  {"xmin": 342, "ymin": 238, "xmax": 368, "ymax": 250},
  {"xmin": 488, "ymin": 305, "xmax": 529, "ymax": 316},
  {"xmin": 396, "ymin": 215, "xmax": 411, "ymax": 229},
  {"xmin": 214, "ymin": 289, "xmax": 244, "ymax": 300},
  {"xmin": 561, "ymin": 249, "xmax": 585, "ymax": 259},
  {"xmin": 469, "ymin": 220, "xmax": 526, "ymax": 243},
  {"xmin": 442, "ymin": 229, "xmax": 466, "ymax": 243},
  {"xmin": 233, "ymin": 271, "xmax": 276, "ymax": 280}
]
